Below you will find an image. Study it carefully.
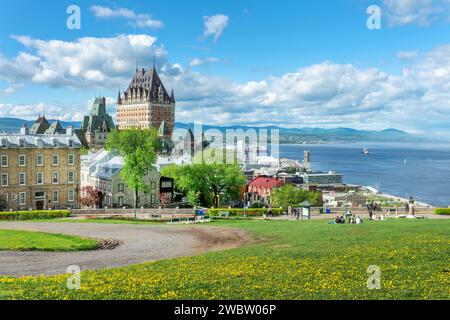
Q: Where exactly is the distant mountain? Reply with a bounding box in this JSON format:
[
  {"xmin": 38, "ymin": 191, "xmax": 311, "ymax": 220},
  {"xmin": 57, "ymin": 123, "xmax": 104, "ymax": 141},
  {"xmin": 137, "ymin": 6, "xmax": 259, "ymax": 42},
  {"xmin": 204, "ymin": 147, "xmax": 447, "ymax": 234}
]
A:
[
  {"xmin": 174, "ymin": 123, "xmax": 416, "ymax": 143},
  {"xmin": 0, "ymin": 117, "xmax": 419, "ymax": 143}
]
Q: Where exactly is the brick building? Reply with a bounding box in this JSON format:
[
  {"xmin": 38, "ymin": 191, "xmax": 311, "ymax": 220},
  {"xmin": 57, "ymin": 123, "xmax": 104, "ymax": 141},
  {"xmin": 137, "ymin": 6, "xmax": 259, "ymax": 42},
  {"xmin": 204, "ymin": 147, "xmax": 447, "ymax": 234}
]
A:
[
  {"xmin": 0, "ymin": 127, "xmax": 82, "ymax": 210},
  {"xmin": 116, "ymin": 65, "xmax": 175, "ymax": 140}
]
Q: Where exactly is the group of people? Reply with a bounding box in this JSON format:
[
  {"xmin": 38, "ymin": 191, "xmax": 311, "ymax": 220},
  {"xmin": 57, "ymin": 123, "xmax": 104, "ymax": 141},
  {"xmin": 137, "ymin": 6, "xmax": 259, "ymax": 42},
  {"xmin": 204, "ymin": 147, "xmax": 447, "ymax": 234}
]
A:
[
  {"xmin": 367, "ymin": 201, "xmax": 380, "ymax": 220},
  {"xmin": 330, "ymin": 214, "xmax": 363, "ymax": 225}
]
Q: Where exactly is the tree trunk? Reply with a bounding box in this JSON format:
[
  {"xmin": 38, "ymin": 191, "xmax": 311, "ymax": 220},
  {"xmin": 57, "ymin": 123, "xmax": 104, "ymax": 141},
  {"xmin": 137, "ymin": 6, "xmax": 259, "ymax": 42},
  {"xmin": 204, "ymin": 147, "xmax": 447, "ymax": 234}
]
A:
[{"xmin": 134, "ymin": 189, "xmax": 138, "ymax": 220}]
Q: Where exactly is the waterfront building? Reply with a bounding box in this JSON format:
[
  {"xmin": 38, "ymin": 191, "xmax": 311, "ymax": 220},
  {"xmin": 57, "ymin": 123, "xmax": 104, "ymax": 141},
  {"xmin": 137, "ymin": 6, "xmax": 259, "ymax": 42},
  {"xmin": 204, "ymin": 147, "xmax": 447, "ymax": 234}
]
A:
[
  {"xmin": 80, "ymin": 97, "xmax": 115, "ymax": 150},
  {"xmin": 301, "ymin": 171, "xmax": 343, "ymax": 185},
  {"xmin": 80, "ymin": 150, "xmax": 174, "ymax": 208},
  {"xmin": 0, "ymin": 126, "xmax": 82, "ymax": 210},
  {"xmin": 116, "ymin": 65, "xmax": 175, "ymax": 139}
]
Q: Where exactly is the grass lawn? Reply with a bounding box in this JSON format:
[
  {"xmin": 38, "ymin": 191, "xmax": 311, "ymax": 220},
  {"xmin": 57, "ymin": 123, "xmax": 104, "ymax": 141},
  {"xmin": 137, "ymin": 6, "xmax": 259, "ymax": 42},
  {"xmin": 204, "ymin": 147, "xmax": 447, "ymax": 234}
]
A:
[
  {"xmin": 0, "ymin": 229, "xmax": 99, "ymax": 251},
  {"xmin": 0, "ymin": 219, "xmax": 448, "ymax": 300}
]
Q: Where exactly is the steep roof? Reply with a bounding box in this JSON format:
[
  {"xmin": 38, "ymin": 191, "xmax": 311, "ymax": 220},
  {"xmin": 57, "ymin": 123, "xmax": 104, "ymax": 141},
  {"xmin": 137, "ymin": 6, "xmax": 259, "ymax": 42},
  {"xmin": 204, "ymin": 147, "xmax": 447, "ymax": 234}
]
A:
[
  {"xmin": 123, "ymin": 66, "xmax": 171, "ymax": 103},
  {"xmin": 81, "ymin": 97, "xmax": 115, "ymax": 133},
  {"xmin": 248, "ymin": 177, "xmax": 284, "ymax": 189},
  {"xmin": 29, "ymin": 115, "xmax": 50, "ymax": 134},
  {"xmin": 44, "ymin": 121, "xmax": 65, "ymax": 135}
]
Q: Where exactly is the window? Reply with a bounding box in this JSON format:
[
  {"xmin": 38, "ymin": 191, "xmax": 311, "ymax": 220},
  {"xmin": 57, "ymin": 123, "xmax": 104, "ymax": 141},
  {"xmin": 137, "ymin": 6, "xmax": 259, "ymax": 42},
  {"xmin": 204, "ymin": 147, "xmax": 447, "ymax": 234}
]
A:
[
  {"xmin": 19, "ymin": 172, "xmax": 26, "ymax": 186},
  {"xmin": 52, "ymin": 154, "xmax": 59, "ymax": 166},
  {"xmin": 68, "ymin": 189, "xmax": 75, "ymax": 202},
  {"xmin": 36, "ymin": 172, "xmax": 44, "ymax": 185},
  {"xmin": 68, "ymin": 171, "xmax": 74, "ymax": 183},
  {"xmin": 18, "ymin": 155, "xmax": 26, "ymax": 167},
  {"xmin": 52, "ymin": 172, "xmax": 59, "ymax": 184},
  {"xmin": 118, "ymin": 196, "xmax": 124, "ymax": 206},
  {"xmin": 52, "ymin": 190, "xmax": 59, "ymax": 203},
  {"xmin": 108, "ymin": 183, "xmax": 111, "ymax": 192},
  {"xmin": 1, "ymin": 173, "xmax": 8, "ymax": 187},
  {"xmin": 143, "ymin": 168, "xmax": 148, "ymax": 175},
  {"xmin": 151, "ymin": 181, "xmax": 156, "ymax": 189},
  {"xmin": 118, "ymin": 183, "xmax": 124, "ymax": 192},
  {"xmin": 36, "ymin": 155, "xmax": 44, "ymax": 166},
  {"xmin": 161, "ymin": 181, "xmax": 172, "ymax": 188},
  {"xmin": 68, "ymin": 154, "xmax": 75, "ymax": 166},
  {"xmin": 151, "ymin": 194, "xmax": 156, "ymax": 204},
  {"xmin": 0, "ymin": 155, "xmax": 8, "ymax": 167},
  {"xmin": 18, "ymin": 192, "xmax": 26, "ymax": 205}
]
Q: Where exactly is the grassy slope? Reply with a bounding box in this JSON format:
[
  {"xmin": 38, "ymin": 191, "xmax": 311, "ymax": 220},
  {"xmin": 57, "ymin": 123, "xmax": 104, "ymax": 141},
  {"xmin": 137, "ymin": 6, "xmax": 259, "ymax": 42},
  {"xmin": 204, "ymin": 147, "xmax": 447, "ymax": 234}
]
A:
[
  {"xmin": 0, "ymin": 219, "xmax": 449, "ymax": 300},
  {"xmin": 0, "ymin": 229, "xmax": 99, "ymax": 251}
]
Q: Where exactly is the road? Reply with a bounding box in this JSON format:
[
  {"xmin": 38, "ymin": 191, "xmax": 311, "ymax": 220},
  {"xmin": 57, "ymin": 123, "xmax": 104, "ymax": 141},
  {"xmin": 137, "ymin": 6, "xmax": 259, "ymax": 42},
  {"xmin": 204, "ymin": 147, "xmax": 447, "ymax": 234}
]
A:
[{"xmin": 0, "ymin": 222, "xmax": 251, "ymax": 277}]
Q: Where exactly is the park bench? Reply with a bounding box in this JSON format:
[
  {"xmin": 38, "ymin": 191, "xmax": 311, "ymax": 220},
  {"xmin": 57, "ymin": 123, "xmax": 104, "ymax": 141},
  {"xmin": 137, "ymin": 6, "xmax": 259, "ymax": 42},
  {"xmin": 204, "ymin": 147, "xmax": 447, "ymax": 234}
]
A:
[{"xmin": 218, "ymin": 211, "xmax": 230, "ymax": 219}]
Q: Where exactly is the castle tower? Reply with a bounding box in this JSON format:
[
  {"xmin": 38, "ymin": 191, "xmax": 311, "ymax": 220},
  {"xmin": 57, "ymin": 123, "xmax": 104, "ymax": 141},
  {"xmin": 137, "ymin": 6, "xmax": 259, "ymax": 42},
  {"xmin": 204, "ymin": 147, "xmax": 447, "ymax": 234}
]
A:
[{"xmin": 116, "ymin": 66, "xmax": 176, "ymax": 137}]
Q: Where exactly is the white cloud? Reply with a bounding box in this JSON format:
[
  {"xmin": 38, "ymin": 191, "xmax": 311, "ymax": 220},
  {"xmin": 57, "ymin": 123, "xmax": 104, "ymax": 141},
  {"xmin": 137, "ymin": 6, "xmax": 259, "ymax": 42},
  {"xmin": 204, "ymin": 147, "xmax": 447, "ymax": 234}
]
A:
[
  {"xmin": 202, "ymin": 15, "xmax": 229, "ymax": 44},
  {"xmin": 189, "ymin": 57, "xmax": 220, "ymax": 68},
  {"xmin": 161, "ymin": 46, "xmax": 450, "ymax": 133},
  {"xmin": 0, "ymin": 34, "xmax": 165, "ymax": 89},
  {"xmin": 383, "ymin": 0, "xmax": 450, "ymax": 26},
  {"xmin": 2, "ymin": 34, "xmax": 450, "ymax": 134},
  {"xmin": 90, "ymin": 5, "xmax": 163, "ymax": 29}
]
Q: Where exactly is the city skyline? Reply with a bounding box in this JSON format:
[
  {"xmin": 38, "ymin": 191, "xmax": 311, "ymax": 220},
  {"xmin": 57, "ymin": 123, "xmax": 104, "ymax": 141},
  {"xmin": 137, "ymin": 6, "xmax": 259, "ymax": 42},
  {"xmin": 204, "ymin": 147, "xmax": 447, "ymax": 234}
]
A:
[{"xmin": 1, "ymin": 0, "xmax": 450, "ymax": 136}]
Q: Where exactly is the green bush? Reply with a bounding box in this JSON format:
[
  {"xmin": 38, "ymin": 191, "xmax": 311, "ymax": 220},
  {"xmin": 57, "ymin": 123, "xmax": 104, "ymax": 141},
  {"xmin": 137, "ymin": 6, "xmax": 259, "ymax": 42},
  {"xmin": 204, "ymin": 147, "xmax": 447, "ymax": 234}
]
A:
[
  {"xmin": 434, "ymin": 208, "xmax": 450, "ymax": 215},
  {"xmin": 208, "ymin": 208, "xmax": 283, "ymax": 217},
  {"xmin": 0, "ymin": 210, "xmax": 70, "ymax": 220}
]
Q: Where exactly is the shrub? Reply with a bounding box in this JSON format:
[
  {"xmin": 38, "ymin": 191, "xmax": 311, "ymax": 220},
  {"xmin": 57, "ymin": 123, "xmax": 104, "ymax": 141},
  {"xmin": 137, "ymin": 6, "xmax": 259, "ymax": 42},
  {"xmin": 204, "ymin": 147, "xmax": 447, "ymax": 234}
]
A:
[
  {"xmin": 434, "ymin": 208, "xmax": 450, "ymax": 215},
  {"xmin": 208, "ymin": 208, "xmax": 283, "ymax": 217},
  {"xmin": 0, "ymin": 210, "xmax": 70, "ymax": 220}
]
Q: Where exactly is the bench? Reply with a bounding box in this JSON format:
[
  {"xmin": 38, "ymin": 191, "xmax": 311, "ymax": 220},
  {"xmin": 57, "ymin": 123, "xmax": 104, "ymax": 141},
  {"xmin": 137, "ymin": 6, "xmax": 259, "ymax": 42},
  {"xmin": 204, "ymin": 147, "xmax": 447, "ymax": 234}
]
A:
[{"xmin": 218, "ymin": 211, "xmax": 230, "ymax": 219}]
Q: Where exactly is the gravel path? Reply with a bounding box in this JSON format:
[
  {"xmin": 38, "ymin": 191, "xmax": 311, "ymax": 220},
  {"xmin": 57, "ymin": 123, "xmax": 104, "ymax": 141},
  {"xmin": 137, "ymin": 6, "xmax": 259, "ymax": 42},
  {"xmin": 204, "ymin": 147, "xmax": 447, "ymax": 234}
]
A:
[{"xmin": 0, "ymin": 222, "xmax": 251, "ymax": 277}]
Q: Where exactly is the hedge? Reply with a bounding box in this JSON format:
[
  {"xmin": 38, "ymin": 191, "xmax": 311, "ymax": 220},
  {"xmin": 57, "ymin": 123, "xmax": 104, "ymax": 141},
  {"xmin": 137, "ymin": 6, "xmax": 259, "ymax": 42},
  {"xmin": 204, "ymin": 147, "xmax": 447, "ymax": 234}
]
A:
[
  {"xmin": 434, "ymin": 208, "xmax": 450, "ymax": 215},
  {"xmin": 0, "ymin": 210, "xmax": 71, "ymax": 220},
  {"xmin": 208, "ymin": 208, "xmax": 283, "ymax": 217}
]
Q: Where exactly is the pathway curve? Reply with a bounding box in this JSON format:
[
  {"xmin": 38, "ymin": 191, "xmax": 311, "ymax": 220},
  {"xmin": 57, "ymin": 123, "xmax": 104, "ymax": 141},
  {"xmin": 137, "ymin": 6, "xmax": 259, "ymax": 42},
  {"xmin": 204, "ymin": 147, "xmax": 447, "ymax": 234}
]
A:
[{"xmin": 0, "ymin": 222, "xmax": 251, "ymax": 277}]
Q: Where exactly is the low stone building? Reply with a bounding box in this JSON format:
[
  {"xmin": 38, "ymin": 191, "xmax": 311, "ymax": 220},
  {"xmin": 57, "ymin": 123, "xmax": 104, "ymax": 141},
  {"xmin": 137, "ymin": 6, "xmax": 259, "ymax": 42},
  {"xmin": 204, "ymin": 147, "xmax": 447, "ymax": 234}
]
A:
[
  {"xmin": 80, "ymin": 150, "xmax": 173, "ymax": 208},
  {"xmin": 0, "ymin": 127, "xmax": 82, "ymax": 210}
]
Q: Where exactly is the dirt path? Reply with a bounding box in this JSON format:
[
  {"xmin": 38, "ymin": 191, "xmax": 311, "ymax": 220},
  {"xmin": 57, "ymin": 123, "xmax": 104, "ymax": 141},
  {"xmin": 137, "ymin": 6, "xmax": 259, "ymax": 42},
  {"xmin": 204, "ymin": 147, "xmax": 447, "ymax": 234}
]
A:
[{"xmin": 0, "ymin": 222, "xmax": 252, "ymax": 277}]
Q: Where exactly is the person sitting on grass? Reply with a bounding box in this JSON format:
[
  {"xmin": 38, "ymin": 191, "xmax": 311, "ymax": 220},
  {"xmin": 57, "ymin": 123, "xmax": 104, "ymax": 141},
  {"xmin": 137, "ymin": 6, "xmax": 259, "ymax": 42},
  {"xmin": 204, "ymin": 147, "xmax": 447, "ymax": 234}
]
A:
[{"xmin": 356, "ymin": 216, "xmax": 363, "ymax": 224}]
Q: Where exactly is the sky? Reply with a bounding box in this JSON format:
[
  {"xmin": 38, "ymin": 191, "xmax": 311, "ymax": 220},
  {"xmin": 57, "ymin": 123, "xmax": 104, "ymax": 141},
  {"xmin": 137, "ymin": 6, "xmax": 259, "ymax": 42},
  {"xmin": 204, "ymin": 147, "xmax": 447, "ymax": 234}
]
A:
[{"xmin": 1, "ymin": 0, "xmax": 450, "ymax": 136}]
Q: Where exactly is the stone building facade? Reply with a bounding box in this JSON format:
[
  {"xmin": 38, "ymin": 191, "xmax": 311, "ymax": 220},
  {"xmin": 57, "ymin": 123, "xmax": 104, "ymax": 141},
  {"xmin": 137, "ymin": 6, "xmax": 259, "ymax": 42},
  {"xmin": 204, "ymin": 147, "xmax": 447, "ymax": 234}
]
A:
[
  {"xmin": 0, "ymin": 128, "xmax": 82, "ymax": 210},
  {"xmin": 116, "ymin": 66, "xmax": 175, "ymax": 139},
  {"xmin": 80, "ymin": 150, "xmax": 174, "ymax": 208}
]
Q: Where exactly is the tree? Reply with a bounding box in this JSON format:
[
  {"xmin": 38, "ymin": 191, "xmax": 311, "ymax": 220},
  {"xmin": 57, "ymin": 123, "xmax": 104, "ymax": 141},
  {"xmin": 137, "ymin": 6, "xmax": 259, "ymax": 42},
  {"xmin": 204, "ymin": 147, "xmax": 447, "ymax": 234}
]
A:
[
  {"xmin": 80, "ymin": 186, "xmax": 103, "ymax": 208},
  {"xmin": 106, "ymin": 128, "xmax": 162, "ymax": 215},
  {"xmin": 0, "ymin": 192, "xmax": 7, "ymax": 211},
  {"xmin": 186, "ymin": 190, "xmax": 200, "ymax": 207},
  {"xmin": 270, "ymin": 184, "xmax": 322, "ymax": 209},
  {"xmin": 162, "ymin": 163, "xmax": 246, "ymax": 208}
]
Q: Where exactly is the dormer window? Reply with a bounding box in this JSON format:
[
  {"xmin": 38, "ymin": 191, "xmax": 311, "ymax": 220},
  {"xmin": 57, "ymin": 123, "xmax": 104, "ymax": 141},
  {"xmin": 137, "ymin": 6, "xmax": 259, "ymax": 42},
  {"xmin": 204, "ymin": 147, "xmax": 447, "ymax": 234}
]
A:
[{"xmin": 18, "ymin": 138, "xmax": 25, "ymax": 148}]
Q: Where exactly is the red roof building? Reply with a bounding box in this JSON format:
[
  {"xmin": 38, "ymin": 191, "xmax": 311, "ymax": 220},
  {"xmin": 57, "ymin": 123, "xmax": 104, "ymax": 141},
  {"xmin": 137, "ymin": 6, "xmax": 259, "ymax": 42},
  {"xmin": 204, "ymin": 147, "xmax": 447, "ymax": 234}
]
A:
[{"xmin": 246, "ymin": 176, "xmax": 284, "ymax": 206}]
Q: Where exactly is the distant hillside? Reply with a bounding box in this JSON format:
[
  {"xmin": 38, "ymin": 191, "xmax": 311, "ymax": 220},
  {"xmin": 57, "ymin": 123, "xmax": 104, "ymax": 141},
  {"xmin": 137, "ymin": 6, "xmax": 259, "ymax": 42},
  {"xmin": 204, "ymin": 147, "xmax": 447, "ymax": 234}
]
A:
[
  {"xmin": 0, "ymin": 117, "xmax": 418, "ymax": 142},
  {"xmin": 174, "ymin": 123, "xmax": 416, "ymax": 143}
]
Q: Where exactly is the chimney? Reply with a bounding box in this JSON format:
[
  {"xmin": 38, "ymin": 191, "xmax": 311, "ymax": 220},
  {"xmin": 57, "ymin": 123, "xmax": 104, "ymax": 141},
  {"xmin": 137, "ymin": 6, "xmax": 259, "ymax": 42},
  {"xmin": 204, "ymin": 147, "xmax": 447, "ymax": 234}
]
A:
[
  {"xmin": 20, "ymin": 124, "xmax": 29, "ymax": 135},
  {"xmin": 66, "ymin": 126, "xmax": 73, "ymax": 136}
]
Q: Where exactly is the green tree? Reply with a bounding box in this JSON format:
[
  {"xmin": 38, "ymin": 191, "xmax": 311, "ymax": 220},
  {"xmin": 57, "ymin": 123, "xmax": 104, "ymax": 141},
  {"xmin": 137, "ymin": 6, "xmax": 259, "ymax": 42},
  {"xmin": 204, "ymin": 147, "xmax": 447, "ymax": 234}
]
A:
[
  {"xmin": 270, "ymin": 184, "xmax": 322, "ymax": 209},
  {"xmin": 162, "ymin": 163, "xmax": 246, "ymax": 208},
  {"xmin": 106, "ymin": 128, "xmax": 162, "ymax": 216},
  {"xmin": 186, "ymin": 190, "xmax": 201, "ymax": 207}
]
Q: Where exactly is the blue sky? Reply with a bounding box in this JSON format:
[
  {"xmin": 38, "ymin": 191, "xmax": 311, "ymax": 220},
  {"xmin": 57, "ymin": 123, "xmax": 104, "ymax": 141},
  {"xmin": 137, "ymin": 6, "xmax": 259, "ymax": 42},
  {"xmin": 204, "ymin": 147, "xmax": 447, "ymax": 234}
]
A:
[{"xmin": 1, "ymin": 0, "xmax": 450, "ymax": 135}]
